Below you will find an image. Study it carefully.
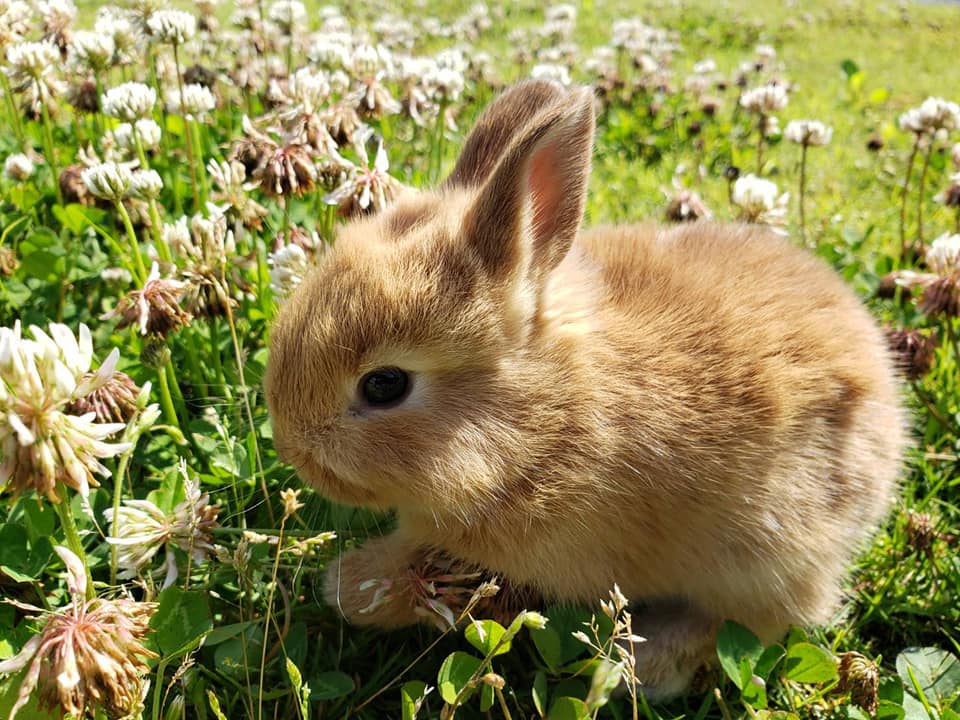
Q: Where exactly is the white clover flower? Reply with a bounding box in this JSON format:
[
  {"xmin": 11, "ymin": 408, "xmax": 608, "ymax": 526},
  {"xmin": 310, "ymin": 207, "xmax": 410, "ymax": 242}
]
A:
[
  {"xmin": 899, "ymin": 96, "xmax": 960, "ymax": 135},
  {"xmin": 146, "ymin": 9, "xmax": 196, "ymax": 44},
  {"xmin": 95, "ymin": 9, "xmax": 137, "ymax": 64},
  {"xmin": 740, "ymin": 83, "xmax": 788, "ymax": 114},
  {"xmin": 530, "ymin": 62, "xmax": 571, "ymax": 87},
  {"xmin": 166, "ymin": 82, "xmax": 216, "ymax": 117},
  {"xmin": 784, "ymin": 119, "xmax": 833, "ymax": 147},
  {"xmin": 308, "ymin": 33, "xmax": 352, "ymax": 69},
  {"xmin": 288, "ymin": 67, "xmax": 330, "ymax": 112},
  {"xmin": 5, "ymin": 40, "xmax": 59, "ymax": 86},
  {"xmin": 112, "ymin": 118, "xmax": 162, "ymax": 152},
  {"xmin": 325, "ymin": 133, "xmax": 405, "ymax": 216},
  {"xmin": 0, "ymin": 322, "xmax": 130, "ymax": 501},
  {"xmin": 269, "ymin": 243, "xmax": 308, "ymax": 298},
  {"xmin": 101, "ymin": 82, "xmax": 157, "ymax": 121},
  {"xmin": 350, "ymin": 43, "xmax": 392, "ymax": 77},
  {"xmin": 732, "ymin": 173, "xmax": 789, "ymax": 226},
  {"xmin": 105, "ymin": 458, "xmax": 219, "ymax": 587},
  {"xmin": 4, "ymin": 153, "xmax": 34, "ymax": 181},
  {"xmin": 952, "ymin": 142, "xmax": 960, "ymax": 169},
  {"xmin": 692, "ymin": 58, "xmax": 717, "ymax": 74},
  {"xmin": 70, "ymin": 30, "xmax": 115, "ymax": 71},
  {"xmin": 0, "ymin": 1, "xmax": 32, "ymax": 50},
  {"xmin": 545, "ymin": 3, "xmax": 576, "ymax": 24},
  {"xmin": 435, "ymin": 47, "xmax": 468, "ymax": 74},
  {"xmin": 755, "ymin": 44, "xmax": 776, "ymax": 62},
  {"xmin": 128, "ymin": 169, "xmax": 163, "ymax": 200},
  {"xmin": 423, "ymin": 65, "xmax": 464, "ymax": 103},
  {"xmin": 926, "ymin": 233, "xmax": 960, "ymax": 276},
  {"xmin": 81, "ymin": 162, "xmax": 133, "ymax": 202},
  {"xmin": 267, "ymin": 0, "xmax": 306, "ymax": 31}
]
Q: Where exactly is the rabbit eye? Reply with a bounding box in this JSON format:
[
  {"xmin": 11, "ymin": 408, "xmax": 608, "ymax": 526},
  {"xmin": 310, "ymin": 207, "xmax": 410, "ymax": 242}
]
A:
[{"xmin": 359, "ymin": 367, "xmax": 410, "ymax": 407}]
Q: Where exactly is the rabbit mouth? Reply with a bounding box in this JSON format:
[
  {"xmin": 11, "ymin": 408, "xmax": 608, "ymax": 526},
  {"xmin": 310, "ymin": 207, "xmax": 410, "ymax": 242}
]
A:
[{"xmin": 292, "ymin": 450, "xmax": 382, "ymax": 507}]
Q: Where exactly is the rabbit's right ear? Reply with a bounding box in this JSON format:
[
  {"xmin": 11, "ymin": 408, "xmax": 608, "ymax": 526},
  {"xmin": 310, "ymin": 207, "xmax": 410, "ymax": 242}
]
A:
[{"xmin": 441, "ymin": 80, "xmax": 569, "ymax": 190}]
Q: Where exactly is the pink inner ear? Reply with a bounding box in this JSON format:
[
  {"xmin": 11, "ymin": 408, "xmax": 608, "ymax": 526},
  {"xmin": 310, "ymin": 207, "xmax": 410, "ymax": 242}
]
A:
[{"xmin": 528, "ymin": 137, "xmax": 564, "ymax": 247}]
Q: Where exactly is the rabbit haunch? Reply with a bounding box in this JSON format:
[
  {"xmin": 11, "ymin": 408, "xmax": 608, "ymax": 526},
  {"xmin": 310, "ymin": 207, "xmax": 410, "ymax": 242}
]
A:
[{"xmin": 265, "ymin": 81, "xmax": 905, "ymax": 699}]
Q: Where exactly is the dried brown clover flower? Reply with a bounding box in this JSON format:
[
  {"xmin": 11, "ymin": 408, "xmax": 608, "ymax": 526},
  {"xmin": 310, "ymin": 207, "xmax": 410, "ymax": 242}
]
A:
[
  {"xmin": 885, "ymin": 327, "xmax": 937, "ymax": 381},
  {"xmin": 104, "ymin": 262, "xmax": 192, "ymax": 338},
  {"xmin": 67, "ymin": 371, "xmax": 143, "ymax": 425},
  {"xmin": 838, "ymin": 652, "xmax": 880, "ymax": 716},
  {"xmin": 0, "ymin": 546, "xmax": 158, "ymax": 720}
]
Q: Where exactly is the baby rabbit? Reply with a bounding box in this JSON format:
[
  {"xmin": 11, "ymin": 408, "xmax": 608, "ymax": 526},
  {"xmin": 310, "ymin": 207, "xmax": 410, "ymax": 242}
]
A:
[{"xmin": 265, "ymin": 81, "xmax": 905, "ymax": 700}]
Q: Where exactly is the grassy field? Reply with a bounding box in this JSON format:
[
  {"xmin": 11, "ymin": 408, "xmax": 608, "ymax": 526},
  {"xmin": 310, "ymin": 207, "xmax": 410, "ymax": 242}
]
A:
[{"xmin": 0, "ymin": 0, "xmax": 958, "ymax": 719}]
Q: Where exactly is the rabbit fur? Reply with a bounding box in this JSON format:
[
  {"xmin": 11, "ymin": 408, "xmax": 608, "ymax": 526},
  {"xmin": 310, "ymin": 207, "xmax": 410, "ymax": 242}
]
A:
[{"xmin": 265, "ymin": 81, "xmax": 906, "ymax": 700}]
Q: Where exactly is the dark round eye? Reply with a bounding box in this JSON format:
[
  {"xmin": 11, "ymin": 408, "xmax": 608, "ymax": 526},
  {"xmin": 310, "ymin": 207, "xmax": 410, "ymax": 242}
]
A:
[{"xmin": 359, "ymin": 367, "xmax": 410, "ymax": 407}]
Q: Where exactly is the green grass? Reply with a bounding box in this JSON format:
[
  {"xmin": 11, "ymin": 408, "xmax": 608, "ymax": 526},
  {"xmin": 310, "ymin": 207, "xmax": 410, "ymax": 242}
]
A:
[{"xmin": 0, "ymin": 1, "xmax": 959, "ymax": 719}]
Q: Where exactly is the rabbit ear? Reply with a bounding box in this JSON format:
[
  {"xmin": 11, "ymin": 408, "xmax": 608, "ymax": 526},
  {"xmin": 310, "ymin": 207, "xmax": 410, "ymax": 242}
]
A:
[
  {"xmin": 441, "ymin": 80, "xmax": 570, "ymax": 190},
  {"xmin": 462, "ymin": 86, "xmax": 594, "ymax": 284}
]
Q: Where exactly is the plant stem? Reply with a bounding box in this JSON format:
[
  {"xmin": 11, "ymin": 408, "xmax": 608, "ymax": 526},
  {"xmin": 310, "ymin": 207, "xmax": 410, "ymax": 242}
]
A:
[
  {"xmin": 223, "ymin": 297, "xmax": 274, "ymax": 525},
  {"xmin": 37, "ymin": 80, "xmax": 63, "ymax": 206},
  {"xmin": 798, "ymin": 143, "xmax": 808, "ymax": 245},
  {"xmin": 1, "ymin": 73, "xmax": 25, "ymax": 147},
  {"xmin": 172, "ymin": 42, "xmax": 201, "ymax": 211},
  {"xmin": 155, "ymin": 358, "xmax": 181, "ymax": 427},
  {"xmin": 109, "ymin": 427, "xmax": 139, "ymax": 586},
  {"xmin": 900, "ymin": 134, "xmax": 921, "ymax": 263},
  {"xmin": 115, "ymin": 199, "xmax": 149, "ymax": 283},
  {"xmin": 756, "ymin": 114, "xmax": 765, "ymax": 175},
  {"xmin": 916, "ymin": 139, "xmax": 935, "ymax": 255},
  {"xmin": 54, "ymin": 490, "xmax": 95, "ymax": 600},
  {"xmin": 257, "ymin": 513, "xmax": 287, "ymax": 720}
]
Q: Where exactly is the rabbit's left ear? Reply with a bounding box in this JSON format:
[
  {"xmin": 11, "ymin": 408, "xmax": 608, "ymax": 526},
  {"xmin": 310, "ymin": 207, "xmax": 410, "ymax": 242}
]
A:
[{"xmin": 461, "ymin": 86, "xmax": 595, "ymax": 287}]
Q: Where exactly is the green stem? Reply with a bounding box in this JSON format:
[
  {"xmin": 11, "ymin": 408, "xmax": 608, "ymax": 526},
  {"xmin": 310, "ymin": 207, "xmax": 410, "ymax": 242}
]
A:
[
  {"xmin": 900, "ymin": 134, "xmax": 921, "ymax": 264},
  {"xmin": 172, "ymin": 42, "xmax": 201, "ymax": 211},
  {"xmin": 38, "ymin": 80, "xmax": 63, "ymax": 206},
  {"xmin": 109, "ymin": 434, "xmax": 138, "ymax": 585},
  {"xmin": 756, "ymin": 114, "xmax": 765, "ymax": 175},
  {"xmin": 189, "ymin": 118, "xmax": 210, "ymax": 204},
  {"xmin": 916, "ymin": 139, "xmax": 934, "ymax": 254},
  {"xmin": 1, "ymin": 73, "xmax": 25, "ymax": 147},
  {"xmin": 115, "ymin": 199, "xmax": 149, "ymax": 283},
  {"xmin": 54, "ymin": 490, "xmax": 95, "ymax": 600},
  {"xmin": 155, "ymin": 359, "xmax": 180, "ymax": 427},
  {"xmin": 223, "ymin": 296, "xmax": 274, "ymax": 525},
  {"xmin": 798, "ymin": 143, "xmax": 808, "ymax": 245}
]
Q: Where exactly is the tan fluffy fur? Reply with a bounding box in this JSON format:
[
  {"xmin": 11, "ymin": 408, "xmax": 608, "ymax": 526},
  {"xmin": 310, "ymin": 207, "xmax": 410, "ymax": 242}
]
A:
[{"xmin": 265, "ymin": 81, "xmax": 905, "ymax": 699}]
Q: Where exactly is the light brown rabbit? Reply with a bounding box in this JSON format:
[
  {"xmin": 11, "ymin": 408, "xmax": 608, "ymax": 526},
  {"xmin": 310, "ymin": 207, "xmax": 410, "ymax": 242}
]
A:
[{"xmin": 265, "ymin": 81, "xmax": 905, "ymax": 700}]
